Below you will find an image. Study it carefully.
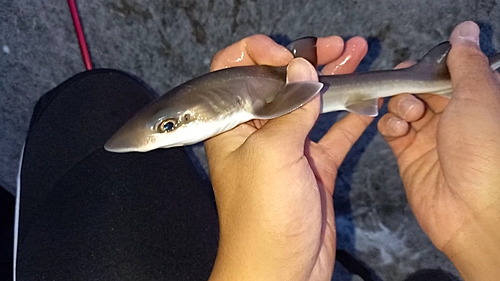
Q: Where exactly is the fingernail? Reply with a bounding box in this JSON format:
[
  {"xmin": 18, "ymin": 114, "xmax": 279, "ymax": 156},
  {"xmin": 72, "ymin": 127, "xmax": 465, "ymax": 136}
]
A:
[
  {"xmin": 398, "ymin": 98, "xmax": 418, "ymax": 119},
  {"xmin": 287, "ymin": 58, "xmax": 317, "ymax": 82},
  {"xmin": 455, "ymin": 21, "xmax": 480, "ymax": 45},
  {"xmin": 388, "ymin": 118, "xmax": 405, "ymax": 133}
]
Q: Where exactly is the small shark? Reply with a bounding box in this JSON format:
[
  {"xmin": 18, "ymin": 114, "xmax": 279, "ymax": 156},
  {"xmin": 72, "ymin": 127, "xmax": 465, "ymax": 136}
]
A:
[{"xmin": 105, "ymin": 38, "xmax": 500, "ymax": 153}]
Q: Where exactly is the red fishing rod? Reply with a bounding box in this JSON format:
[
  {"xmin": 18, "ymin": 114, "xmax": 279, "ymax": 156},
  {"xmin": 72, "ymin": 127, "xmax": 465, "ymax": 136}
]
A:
[{"xmin": 67, "ymin": 0, "xmax": 92, "ymax": 70}]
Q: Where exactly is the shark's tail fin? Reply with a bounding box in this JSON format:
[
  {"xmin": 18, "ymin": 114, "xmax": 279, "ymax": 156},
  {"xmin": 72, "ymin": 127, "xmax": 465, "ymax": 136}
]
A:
[{"xmin": 286, "ymin": 37, "xmax": 318, "ymax": 68}]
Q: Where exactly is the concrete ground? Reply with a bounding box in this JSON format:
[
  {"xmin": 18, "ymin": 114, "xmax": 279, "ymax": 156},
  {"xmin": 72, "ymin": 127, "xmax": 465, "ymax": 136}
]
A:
[{"xmin": 2, "ymin": 0, "xmax": 498, "ymax": 280}]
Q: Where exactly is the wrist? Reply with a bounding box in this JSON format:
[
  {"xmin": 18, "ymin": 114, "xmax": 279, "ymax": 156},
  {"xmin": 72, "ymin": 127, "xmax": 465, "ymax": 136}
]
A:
[
  {"xmin": 208, "ymin": 233, "xmax": 311, "ymax": 281},
  {"xmin": 443, "ymin": 208, "xmax": 500, "ymax": 281},
  {"xmin": 207, "ymin": 199, "xmax": 321, "ymax": 281}
]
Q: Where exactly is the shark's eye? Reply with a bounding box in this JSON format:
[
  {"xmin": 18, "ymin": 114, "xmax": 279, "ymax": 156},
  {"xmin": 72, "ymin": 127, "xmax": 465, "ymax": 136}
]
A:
[{"xmin": 158, "ymin": 119, "xmax": 177, "ymax": 133}]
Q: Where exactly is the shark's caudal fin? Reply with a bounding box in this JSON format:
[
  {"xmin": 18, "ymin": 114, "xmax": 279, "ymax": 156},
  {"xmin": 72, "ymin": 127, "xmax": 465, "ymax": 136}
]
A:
[
  {"xmin": 286, "ymin": 37, "xmax": 318, "ymax": 67},
  {"xmin": 252, "ymin": 81, "xmax": 323, "ymax": 119},
  {"xmin": 409, "ymin": 41, "xmax": 451, "ymax": 76}
]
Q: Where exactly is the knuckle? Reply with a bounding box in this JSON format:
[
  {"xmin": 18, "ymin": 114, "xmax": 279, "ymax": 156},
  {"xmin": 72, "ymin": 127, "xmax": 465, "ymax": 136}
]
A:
[
  {"xmin": 338, "ymin": 126, "xmax": 357, "ymax": 145},
  {"xmin": 377, "ymin": 115, "xmax": 397, "ymax": 137},
  {"xmin": 466, "ymin": 50, "xmax": 489, "ymax": 65},
  {"xmin": 388, "ymin": 95, "xmax": 406, "ymax": 113}
]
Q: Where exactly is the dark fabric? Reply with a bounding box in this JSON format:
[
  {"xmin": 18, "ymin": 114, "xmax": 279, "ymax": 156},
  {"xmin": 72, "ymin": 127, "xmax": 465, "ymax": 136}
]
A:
[
  {"xmin": 403, "ymin": 269, "xmax": 460, "ymax": 281},
  {"xmin": 335, "ymin": 249, "xmax": 381, "ymax": 281},
  {"xmin": 0, "ymin": 186, "xmax": 14, "ymax": 279},
  {"xmin": 17, "ymin": 69, "xmax": 219, "ymax": 280}
]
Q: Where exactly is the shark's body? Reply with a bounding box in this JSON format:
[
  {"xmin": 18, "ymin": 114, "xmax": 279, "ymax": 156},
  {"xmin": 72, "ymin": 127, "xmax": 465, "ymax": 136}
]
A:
[
  {"xmin": 105, "ymin": 40, "xmax": 500, "ymax": 153},
  {"xmin": 105, "ymin": 65, "xmax": 321, "ymax": 151}
]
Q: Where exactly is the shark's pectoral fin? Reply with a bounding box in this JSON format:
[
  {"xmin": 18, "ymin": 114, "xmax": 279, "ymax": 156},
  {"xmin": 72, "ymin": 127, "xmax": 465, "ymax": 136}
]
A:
[
  {"xmin": 345, "ymin": 98, "xmax": 379, "ymax": 116},
  {"xmin": 252, "ymin": 81, "xmax": 323, "ymax": 119}
]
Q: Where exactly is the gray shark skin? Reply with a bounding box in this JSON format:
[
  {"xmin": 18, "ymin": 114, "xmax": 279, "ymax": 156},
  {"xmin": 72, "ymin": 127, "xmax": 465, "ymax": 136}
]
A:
[
  {"xmin": 105, "ymin": 65, "xmax": 322, "ymax": 152},
  {"xmin": 318, "ymin": 42, "xmax": 452, "ymax": 116},
  {"xmin": 105, "ymin": 40, "xmax": 500, "ymax": 153}
]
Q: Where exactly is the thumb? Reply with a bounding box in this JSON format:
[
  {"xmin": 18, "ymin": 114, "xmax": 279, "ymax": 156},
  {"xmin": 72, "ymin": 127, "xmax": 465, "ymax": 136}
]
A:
[
  {"xmin": 443, "ymin": 21, "xmax": 500, "ymax": 187},
  {"xmin": 258, "ymin": 58, "xmax": 320, "ymax": 146},
  {"xmin": 448, "ymin": 21, "xmax": 500, "ymax": 102}
]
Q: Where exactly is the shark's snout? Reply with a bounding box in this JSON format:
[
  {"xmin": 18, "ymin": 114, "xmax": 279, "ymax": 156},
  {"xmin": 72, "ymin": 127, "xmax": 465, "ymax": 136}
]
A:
[
  {"xmin": 104, "ymin": 120, "xmax": 154, "ymax": 153},
  {"xmin": 104, "ymin": 132, "xmax": 138, "ymax": 153}
]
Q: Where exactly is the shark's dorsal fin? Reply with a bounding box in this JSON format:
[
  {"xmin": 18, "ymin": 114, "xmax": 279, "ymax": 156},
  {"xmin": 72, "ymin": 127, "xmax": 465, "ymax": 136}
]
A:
[
  {"xmin": 252, "ymin": 81, "xmax": 323, "ymax": 119},
  {"xmin": 410, "ymin": 41, "xmax": 451, "ymax": 76},
  {"xmin": 488, "ymin": 52, "xmax": 500, "ymax": 70},
  {"xmin": 286, "ymin": 37, "xmax": 318, "ymax": 68}
]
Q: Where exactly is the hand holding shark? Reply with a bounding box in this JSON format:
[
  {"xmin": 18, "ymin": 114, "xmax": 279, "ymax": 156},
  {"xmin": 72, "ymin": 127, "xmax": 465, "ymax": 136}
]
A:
[
  {"xmin": 206, "ymin": 35, "xmax": 371, "ymax": 281},
  {"xmin": 378, "ymin": 21, "xmax": 500, "ymax": 280}
]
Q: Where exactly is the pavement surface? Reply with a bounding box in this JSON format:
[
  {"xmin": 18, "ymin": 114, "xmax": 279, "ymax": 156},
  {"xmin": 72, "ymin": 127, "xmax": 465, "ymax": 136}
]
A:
[{"xmin": 2, "ymin": 0, "xmax": 499, "ymax": 280}]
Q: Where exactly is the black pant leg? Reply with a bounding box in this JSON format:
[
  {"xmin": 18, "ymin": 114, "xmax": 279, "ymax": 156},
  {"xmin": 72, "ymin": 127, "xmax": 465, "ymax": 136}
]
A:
[{"xmin": 16, "ymin": 69, "xmax": 218, "ymax": 280}]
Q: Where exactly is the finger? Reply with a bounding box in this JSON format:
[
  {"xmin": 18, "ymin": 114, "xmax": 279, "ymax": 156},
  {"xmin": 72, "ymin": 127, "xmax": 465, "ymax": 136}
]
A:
[
  {"xmin": 316, "ymin": 36, "xmax": 344, "ymax": 66},
  {"xmin": 205, "ymin": 121, "xmax": 256, "ymax": 161},
  {"xmin": 377, "ymin": 113, "xmax": 416, "ymax": 158},
  {"xmin": 318, "ymin": 113, "xmax": 373, "ymax": 167},
  {"xmin": 387, "ymin": 94, "xmax": 438, "ymax": 132},
  {"xmin": 321, "ymin": 36, "xmax": 368, "ymax": 75},
  {"xmin": 258, "ymin": 58, "xmax": 320, "ymax": 152},
  {"xmin": 210, "ymin": 34, "xmax": 293, "ymax": 71},
  {"xmin": 448, "ymin": 21, "xmax": 500, "ymax": 103},
  {"xmin": 286, "ymin": 57, "xmax": 319, "ymax": 82},
  {"xmin": 387, "ymin": 94, "xmax": 426, "ymax": 123},
  {"xmin": 378, "ymin": 113, "xmax": 410, "ymax": 140}
]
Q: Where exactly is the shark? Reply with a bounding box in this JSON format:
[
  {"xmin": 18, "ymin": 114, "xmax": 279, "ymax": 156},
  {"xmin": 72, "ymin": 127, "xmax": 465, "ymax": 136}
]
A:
[{"xmin": 104, "ymin": 38, "xmax": 500, "ymax": 152}]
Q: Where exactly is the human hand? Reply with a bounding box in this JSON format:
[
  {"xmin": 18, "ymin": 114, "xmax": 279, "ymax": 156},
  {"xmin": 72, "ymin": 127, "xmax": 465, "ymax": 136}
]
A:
[
  {"xmin": 378, "ymin": 21, "xmax": 500, "ymax": 280},
  {"xmin": 206, "ymin": 35, "xmax": 369, "ymax": 281}
]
